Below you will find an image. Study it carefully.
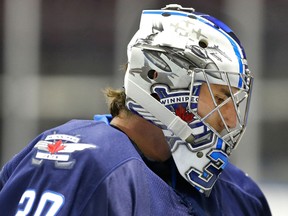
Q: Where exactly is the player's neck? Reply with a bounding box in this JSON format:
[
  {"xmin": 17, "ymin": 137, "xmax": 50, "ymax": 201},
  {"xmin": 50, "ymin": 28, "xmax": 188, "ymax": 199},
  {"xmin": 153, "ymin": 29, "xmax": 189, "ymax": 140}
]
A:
[{"xmin": 110, "ymin": 112, "xmax": 171, "ymax": 162}]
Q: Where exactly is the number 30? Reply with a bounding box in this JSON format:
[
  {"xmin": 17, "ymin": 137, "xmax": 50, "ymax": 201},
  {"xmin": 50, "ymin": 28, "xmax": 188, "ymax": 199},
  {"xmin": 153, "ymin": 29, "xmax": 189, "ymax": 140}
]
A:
[{"xmin": 16, "ymin": 190, "xmax": 64, "ymax": 216}]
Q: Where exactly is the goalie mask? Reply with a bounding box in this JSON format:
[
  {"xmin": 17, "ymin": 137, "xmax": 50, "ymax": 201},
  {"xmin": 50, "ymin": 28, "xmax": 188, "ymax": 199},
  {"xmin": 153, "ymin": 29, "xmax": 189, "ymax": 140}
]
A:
[{"xmin": 124, "ymin": 4, "xmax": 253, "ymax": 196}]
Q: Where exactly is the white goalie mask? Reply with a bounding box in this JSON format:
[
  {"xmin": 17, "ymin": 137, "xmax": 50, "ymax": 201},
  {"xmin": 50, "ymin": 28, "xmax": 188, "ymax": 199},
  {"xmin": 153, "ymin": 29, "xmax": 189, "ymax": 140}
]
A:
[{"xmin": 124, "ymin": 4, "xmax": 253, "ymax": 196}]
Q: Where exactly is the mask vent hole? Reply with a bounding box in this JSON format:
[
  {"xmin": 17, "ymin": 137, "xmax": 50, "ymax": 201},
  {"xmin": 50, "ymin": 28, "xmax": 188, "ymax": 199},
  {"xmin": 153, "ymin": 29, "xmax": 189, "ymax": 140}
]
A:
[
  {"xmin": 147, "ymin": 70, "xmax": 158, "ymax": 79},
  {"xmin": 162, "ymin": 12, "xmax": 171, "ymax": 17},
  {"xmin": 188, "ymin": 14, "xmax": 197, "ymax": 19},
  {"xmin": 197, "ymin": 152, "xmax": 204, "ymax": 158},
  {"xmin": 199, "ymin": 39, "xmax": 208, "ymax": 48},
  {"xmin": 151, "ymin": 93, "xmax": 160, "ymax": 102}
]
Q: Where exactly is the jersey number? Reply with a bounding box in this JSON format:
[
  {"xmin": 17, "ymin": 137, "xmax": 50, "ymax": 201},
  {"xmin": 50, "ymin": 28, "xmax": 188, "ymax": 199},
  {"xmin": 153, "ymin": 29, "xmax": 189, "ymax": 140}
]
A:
[{"xmin": 16, "ymin": 190, "xmax": 64, "ymax": 216}]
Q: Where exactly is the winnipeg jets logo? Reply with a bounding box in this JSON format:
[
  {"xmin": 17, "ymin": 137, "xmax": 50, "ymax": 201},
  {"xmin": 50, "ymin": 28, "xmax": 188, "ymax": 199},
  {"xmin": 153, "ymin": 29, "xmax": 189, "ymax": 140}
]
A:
[
  {"xmin": 152, "ymin": 85, "xmax": 198, "ymax": 123},
  {"xmin": 33, "ymin": 133, "xmax": 96, "ymax": 169}
]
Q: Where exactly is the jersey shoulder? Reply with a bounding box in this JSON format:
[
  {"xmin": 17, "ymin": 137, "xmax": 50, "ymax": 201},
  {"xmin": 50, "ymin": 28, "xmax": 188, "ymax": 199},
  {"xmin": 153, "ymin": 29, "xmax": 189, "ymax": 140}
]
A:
[
  {"xmin": 35, "ymin": 119, "xmax": 142, "ymax": 178},
  {"xmin": 2, "ymin": 119, "xmax": 140, "ymax": 179}
]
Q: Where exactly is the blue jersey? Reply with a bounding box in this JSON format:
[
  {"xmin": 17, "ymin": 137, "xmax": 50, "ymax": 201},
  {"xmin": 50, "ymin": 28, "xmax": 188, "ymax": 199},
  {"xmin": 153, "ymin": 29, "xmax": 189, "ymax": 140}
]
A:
[{"xmin": 0, "ymin": 117, "xmax": 271, "ymax": 215}]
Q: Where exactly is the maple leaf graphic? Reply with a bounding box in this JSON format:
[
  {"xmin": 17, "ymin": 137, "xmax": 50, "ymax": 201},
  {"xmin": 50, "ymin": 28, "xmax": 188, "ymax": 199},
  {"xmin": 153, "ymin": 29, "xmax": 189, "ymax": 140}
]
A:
[
  {"xmin": 48, "ymin": 140, "xmax": 65, "ymax": 154},
  {"xmin": 175, "ymin": 105, "xmax": 194, "ymax": 123}
]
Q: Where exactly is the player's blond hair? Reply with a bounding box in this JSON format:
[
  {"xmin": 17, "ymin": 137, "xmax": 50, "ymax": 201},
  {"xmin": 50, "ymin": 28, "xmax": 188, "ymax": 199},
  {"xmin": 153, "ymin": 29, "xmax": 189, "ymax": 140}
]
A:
[
  {"xmin": 103, "ymin": 64, "xmax": 131, "ymax": 117},
  {"xmin": 103, "ymin": 88, "xmax": 130, "ymax": 117}
]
